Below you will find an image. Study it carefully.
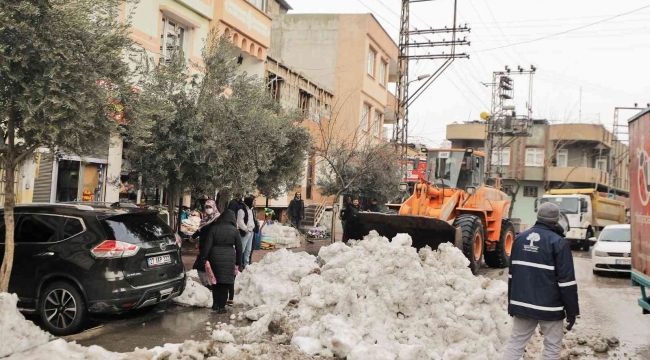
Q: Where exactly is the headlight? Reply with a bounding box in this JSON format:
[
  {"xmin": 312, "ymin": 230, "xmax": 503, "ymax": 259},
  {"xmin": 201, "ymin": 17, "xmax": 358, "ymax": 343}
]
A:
[{"xmin": 594, "ymin": 250, "xmax": 608, "ymax": 257}]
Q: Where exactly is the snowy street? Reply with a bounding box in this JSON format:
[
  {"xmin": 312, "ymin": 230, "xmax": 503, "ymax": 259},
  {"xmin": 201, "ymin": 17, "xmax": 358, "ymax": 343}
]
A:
[
  {"xmin": 3, "ymin": 234, "xmax": 650, "ymax": 359},
  {"xmin": 34, "ymin": 248, "xmax": 649, "ymax": 359}
]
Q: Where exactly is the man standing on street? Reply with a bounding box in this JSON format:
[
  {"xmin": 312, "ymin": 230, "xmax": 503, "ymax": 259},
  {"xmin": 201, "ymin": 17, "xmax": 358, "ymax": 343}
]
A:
[
  {"xmin": 287, "ymin": 192, "xmax": 305, "ymax": 230},
  {"xmin": 238, "ymin": 196, "xmax": 257, "ymax": 269},
  {"xmin": 503, "ymin": 202, "xmax": 579, "ymax": 360}
]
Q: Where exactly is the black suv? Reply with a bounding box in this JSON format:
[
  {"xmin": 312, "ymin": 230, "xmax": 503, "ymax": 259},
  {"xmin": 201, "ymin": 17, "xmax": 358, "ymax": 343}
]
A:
[{"xmin": 0, "ymin": 204, "xmax": 185, "ymax": 335}]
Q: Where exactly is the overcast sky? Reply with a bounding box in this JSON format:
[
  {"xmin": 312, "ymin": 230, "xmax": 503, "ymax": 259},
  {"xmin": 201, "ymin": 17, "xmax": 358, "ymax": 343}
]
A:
[{"xmin": 288, "ymin": 0, "xmax": 650, "ymax": 146}]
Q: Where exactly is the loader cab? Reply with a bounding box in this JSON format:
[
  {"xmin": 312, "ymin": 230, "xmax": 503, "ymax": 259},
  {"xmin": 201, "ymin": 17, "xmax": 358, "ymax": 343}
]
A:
[{"xmin": 426, "ymin": 149, "xmax": 485, "ymax": 190}]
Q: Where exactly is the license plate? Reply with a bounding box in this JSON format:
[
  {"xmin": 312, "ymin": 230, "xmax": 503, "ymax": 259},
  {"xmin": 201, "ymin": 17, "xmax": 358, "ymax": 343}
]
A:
[
  {"xmin": 147, "ymin": 255, "xmax": 171, "ymax": 267},
  {"xmin": 615, "ymin": 258, "xmax": 631, "ymax": 265}
]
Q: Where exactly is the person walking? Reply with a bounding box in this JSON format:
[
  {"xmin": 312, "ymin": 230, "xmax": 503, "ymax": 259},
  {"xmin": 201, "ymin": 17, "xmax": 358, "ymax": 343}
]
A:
[
  {"xmin": 199, "ymin": 210, "xmax": 242, "ymax": 314},
  {"xmin": 191, "ymin": 200, "xmax": 221, "ymax": 285},
  {"xmin": 502, "ymin": 202, "xmax": 579, "ymax": 360},
  {"xmin": 238, "ymin": 195, "xmax": 257, "ymax": 269},
  {"xmin": 190, "ymin": 200, "xmax": 220, "ymax": 251},
  {"xmin": 287, "ymin": 192, "xmax": 305, "ymax": 230}
]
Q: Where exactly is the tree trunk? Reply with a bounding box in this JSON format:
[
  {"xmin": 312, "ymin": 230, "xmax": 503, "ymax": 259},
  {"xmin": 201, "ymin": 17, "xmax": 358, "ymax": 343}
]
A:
[
  {"xmin": 177, "ymin": 196, "xmax": 183, "ymax": 234},
  {"xmin": 218, "ymin": 189, "xmax": 230, "ymax": 213},
  {"xmin": 0, "ymin": 163, "xmax": 16, "ymax": 292},
  {"xmin": 330, "ymin": 190, "xmax": 344, "ymax": 244},
  {"xmin": 0, "ymin": 101, "xmax": 16, "ymax": 292},
  {"xmin": 167, "ymin": 189, "xmax": 175, "ymax": 229}
]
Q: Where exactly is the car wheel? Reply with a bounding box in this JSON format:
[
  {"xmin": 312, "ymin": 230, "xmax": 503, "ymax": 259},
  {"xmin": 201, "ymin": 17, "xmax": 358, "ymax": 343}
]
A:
[
  {"xmin": 453, "ymin": 215, "xmax": 485, "ymax": 275},
  {"xmin": 39, "ymin": 281, "xmax": 86, "ymax": 336}
]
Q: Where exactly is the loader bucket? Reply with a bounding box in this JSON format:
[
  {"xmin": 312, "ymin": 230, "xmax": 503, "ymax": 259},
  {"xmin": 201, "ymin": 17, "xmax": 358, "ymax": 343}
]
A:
[{"xmin": 345, "ymin": 212, "xmax": 458, "ymax": 251}]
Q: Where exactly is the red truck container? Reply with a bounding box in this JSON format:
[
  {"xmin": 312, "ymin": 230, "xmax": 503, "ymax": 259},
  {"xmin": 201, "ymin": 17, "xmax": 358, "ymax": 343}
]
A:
[{"xmin": 629, "ymin": 109, "xmax": 650, "ymax": 314}]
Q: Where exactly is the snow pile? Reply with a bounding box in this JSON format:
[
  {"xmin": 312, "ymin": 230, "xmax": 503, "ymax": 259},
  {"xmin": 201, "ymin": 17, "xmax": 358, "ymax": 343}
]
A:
[
  {"xmin": 236, "ymin": 232, "xmax": 512, "ymax": 359},
  {"xmin": 262, "ymin": 224, "xmax": 301, "ymax": 249},
  {"xmin": 172, "ymin": 270, "xmax": 212, "ymax": 308},
  {"xmin": 234, "ymin": 249, "xmax": 319, "ymax": 308},
  {"xmin": 0, "ymin": 293, "xmax": 51, "ymax": 357}
]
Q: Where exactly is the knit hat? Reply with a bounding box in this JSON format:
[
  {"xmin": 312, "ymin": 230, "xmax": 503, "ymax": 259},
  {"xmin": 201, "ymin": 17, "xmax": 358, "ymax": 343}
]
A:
[{"xmin": 538, "ymin": 202, "xmax": 560, "ymax": 224}]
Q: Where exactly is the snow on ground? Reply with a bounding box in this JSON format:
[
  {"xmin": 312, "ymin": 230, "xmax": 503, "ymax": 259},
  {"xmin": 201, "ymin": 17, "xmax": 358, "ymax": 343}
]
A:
[
  {"xmin": 172, "ymin": 270, "xmax": 213, "ymax": 308},
  {"xmin": 234, "ymin": 249, "xmax": 319, "ymax": 308},
  {"xmin": 236, "ymin": 231, "xmax": 512, "ymax": 359},
  {"xmin": 3, "ymin": 232, "xmax": 625, "ymax": 360},
  {"xmin": 0, "ymin": 293, "xmax": 51, "ymax": 357}
]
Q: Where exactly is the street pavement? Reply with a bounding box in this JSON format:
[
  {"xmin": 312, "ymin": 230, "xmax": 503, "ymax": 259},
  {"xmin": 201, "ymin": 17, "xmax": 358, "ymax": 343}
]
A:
[{"xmin": 57, "ymin": 246, "xmax": 650, "ymax": 357}]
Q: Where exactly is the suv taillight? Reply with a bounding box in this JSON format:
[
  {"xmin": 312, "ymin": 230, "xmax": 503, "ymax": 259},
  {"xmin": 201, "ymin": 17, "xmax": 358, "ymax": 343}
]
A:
[
  {"xmin": 91, "ymin": 240, "xmax": 140, "ymax": 259},
  {"xmin": 175, "ymin": 233, "xmax": 182, "ymax": 246}
]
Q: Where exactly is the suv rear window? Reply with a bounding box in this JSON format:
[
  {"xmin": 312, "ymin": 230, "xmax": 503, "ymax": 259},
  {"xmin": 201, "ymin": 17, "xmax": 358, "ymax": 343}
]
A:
[{"xmin": 101, "ymin": 213, "xmax": 174, "ymax": 243}]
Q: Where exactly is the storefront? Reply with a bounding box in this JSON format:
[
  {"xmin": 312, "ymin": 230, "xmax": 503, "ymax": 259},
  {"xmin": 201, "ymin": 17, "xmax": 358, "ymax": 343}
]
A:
[{"xmin": 33, "ymin": 153, "xmax": 108, "ymax": 203}]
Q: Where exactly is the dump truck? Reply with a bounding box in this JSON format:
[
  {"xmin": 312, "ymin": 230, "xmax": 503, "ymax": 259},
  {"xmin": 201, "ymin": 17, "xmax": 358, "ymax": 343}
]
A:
[
  {"xmin": 629, "ymin": 108, "xmax": 650, "ymax": 314},
  {"xmin": 346, "ymin": 148, "xmax": 514, "ymax": 274},
  {"xmin": 536, "ymin": 189, "xmax": 626, "ymax": 251}
]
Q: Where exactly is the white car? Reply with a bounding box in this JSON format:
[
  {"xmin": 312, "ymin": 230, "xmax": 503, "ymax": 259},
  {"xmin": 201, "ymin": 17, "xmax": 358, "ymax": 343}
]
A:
[{"xmin": 592, "ymin": 224, "xmax": 631, "ymax": 274}]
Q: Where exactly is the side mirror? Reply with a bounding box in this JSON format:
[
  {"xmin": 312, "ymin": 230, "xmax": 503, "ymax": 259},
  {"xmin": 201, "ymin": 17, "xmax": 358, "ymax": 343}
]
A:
[
  {"xmin": 589, "ymin": 237, "xmax": 597, "ymax": 242},
  {"xmin": 465, "ymin": 186, "xmax": 476, "ymax": 195},
  {"xmin": 398, "ymin": 182, "xmax": 409, "ymax": 192},
  {"xmin": 534, "ymin": 198, "xmax": 539, "ymax": 212}
]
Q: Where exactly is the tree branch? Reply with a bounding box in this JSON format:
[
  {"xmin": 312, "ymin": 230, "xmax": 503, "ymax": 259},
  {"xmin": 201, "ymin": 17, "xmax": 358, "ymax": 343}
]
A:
[{"xmin": 13, "ymin": 143, "xmax": 42, "ymax": 167}]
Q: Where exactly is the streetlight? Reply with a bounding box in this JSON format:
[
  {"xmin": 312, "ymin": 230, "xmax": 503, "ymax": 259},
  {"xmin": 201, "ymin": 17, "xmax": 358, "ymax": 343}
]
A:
[{"xmin": 408, "ymin": 74, "xmax": 432, "ymax": 85}]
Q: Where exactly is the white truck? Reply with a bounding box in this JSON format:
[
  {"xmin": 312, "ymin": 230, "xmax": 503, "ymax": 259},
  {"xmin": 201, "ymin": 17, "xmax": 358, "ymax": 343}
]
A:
[{"xmin": 536, "ymin": 189, "xmax": 626, "ymax": 250}]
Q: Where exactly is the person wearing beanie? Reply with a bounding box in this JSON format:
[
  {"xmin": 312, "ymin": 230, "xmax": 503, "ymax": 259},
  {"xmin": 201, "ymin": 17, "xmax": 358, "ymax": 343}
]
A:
[{"xmin": 502, "ymin": 202, "xmax": 579, "ymax": 360}]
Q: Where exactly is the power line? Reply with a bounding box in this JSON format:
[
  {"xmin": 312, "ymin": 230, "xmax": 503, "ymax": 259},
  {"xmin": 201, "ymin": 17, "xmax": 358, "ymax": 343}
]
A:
[{"xmin": 473, "ymin": 4, "xmax": 650, "ymax": 53}]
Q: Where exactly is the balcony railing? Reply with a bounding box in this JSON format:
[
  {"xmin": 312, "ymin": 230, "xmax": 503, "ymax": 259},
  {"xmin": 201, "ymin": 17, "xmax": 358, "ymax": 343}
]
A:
[{"xmin": 547, "ymin": 167, "xmax": 610, "ymax": 187}]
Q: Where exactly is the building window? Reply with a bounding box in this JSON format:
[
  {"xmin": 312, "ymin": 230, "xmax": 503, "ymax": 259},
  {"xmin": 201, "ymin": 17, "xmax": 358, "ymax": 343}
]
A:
[
  {"xmin": 267, "ymin": 74, "xmax": 282, "ymax": 102},
  {"xmin": 490, "ymin": 147, "xmax": 510, "ymax": 166},
  {"xmin": 160, "ymin": 17, "xmax": 186, "ymax": 63},
  {"xmin": 523, "ymin": 186, "xmax": 538, "ymax": 198},
  {"xmin": 247, "ymin": 0, "xmax": 266, "ymax": 11},
  {"xmin": 373, "ymin": 111, "xmax": 382, "ymax": 137},
  {"xmin": 525, "ymin": 148, "xmax": 544, "ymax": 167},
  {"xmin": 367, "ymin": 49, "xmax": 376, "ymax": 77},
  {"xmin": 596, "ymin": 156, "xmax": 607, "ymax": 172},
  {"xmin": 299, "ymin": 90, "xmax": 311, "ymax": 114},
  {"xmin": 361, "ymin": 104, "xmax": 370, "ymax": 131},
  {"xmin": 556, "ymin": 149, "xmax": 568, "ymax": 168},
  {"xmin": 379, "ymin": 60, "xmax": 387, "ymax": 86}
]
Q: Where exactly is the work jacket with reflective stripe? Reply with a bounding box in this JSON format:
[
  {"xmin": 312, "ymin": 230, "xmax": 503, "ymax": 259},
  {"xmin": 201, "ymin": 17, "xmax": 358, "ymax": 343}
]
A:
[{"xmin": 508, "ymin": 221, "xmax": 580, "ymax": 321}]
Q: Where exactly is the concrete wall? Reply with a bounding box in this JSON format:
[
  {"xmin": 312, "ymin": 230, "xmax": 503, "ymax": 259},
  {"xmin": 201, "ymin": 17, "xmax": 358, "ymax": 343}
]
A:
[
  {"xmin": 505, "ymin": 179, "xmax": 544, "ymax": 226},
  {"xmin": 270, "ymin": 14, "xmax": 340, "ymax": 91}
]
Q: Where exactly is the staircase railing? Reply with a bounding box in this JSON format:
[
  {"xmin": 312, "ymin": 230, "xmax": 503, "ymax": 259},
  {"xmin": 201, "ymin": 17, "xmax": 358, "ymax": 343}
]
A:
[{"xmin": 312, "ymin": 197, "xmax": 329, "ymax": 227}]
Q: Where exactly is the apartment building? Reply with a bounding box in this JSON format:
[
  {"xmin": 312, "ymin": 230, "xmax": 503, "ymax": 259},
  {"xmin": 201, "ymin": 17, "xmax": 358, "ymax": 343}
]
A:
[
  {"xmin": 269, "ymin": 14, "xmax": 400, "ymax": 143},
  {"xmin": 446, "ymin": 121, "xmax": 630, "ymax": 225}
]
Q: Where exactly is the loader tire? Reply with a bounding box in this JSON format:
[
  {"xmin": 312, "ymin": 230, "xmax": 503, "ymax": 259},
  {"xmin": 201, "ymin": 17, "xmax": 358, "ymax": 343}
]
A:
[
  {"xmin": 485, "ymin": 220, "xmax": 515, "ymax": 269},
  {"xmin": 453, "ymin": 215, "xmax": 485, "ymax": 275}
]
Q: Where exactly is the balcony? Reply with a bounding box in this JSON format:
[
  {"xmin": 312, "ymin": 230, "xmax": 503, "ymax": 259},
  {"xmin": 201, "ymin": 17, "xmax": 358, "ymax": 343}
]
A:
[
  {"xmin": 446, "ymin": 123, "xmax": 487, "ymax": 140},
  {"xmin": 549, "ymin": 124, "xmax": 612, "ymax": 147},
  {"xmin": 384, "ymin": 92, "xmax": 403, "ymax": 124},
  {"xmin": 547, "ymin": 167, "xmax": 610, "ymax": 187}
]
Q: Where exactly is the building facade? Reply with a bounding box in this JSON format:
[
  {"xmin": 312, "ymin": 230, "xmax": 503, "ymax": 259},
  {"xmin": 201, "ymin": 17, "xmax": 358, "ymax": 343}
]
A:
[
  {"xmin": 269, "ymin": 14, "xmax": 399, "ymax": 143},
  {"xmin": 446, "ymin": 121, "xmax": 630, "ymax": 225}
]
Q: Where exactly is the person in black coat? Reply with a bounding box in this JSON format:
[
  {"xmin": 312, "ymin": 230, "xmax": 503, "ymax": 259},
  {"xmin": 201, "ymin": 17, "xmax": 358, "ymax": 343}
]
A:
[
  {"xmin": 199, "ymin": 210, "xmax": 242, "ymax": 313},
  {"xmin": 287, "ymin": 192, "xmax": 305, "ymax": 229}
]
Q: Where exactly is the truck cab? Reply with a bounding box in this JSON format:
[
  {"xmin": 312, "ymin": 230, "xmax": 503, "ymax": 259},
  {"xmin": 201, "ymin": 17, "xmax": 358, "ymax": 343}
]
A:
[{"xmin": 539, "ymin": 194, "xmax": 592, "ymax": 245}]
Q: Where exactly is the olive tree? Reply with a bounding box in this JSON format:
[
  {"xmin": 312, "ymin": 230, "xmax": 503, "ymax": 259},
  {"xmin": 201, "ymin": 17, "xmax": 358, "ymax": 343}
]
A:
[{"xmin": 0, "ymin": 0, "xmax": 136, "ymax": 291}]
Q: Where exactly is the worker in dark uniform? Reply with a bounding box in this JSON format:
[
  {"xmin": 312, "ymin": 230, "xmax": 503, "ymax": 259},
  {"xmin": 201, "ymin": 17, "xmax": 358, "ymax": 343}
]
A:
[{"xmin": 503, "ymin": 202, "xmax": 579, "ymax": 360}]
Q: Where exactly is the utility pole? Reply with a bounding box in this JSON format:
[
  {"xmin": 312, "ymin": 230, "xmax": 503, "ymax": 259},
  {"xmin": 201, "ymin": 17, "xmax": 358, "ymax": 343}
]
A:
[
  {"xmin": 483, "ymin": 65, "xmax": 537, "ymax": 179},
  {"xmin": 393, "ymin": 0, "xmax": 470, "ymax": 178}
]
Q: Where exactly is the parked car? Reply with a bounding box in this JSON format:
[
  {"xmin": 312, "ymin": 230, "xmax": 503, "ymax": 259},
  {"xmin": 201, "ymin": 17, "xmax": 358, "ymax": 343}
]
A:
[
  {"xmin": 592, "ymin": 224, "xmax": 631, "ymax": 275},
  {"xmin": 0, "ymin": 204, "xmax": 186, "ymax": 336}
]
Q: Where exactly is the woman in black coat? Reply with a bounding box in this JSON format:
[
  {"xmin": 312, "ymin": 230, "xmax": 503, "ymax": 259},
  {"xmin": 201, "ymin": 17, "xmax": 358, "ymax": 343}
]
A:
[{"xmin": 199, "ymin": 209, "xmax": 242, "ymax": 313}]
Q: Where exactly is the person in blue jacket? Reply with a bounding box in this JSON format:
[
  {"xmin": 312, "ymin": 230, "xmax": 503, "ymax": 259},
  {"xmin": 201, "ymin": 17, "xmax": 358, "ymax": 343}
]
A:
[{"xmin": 502, "ymin": 202, "xmax": 580, "ymax": 360}]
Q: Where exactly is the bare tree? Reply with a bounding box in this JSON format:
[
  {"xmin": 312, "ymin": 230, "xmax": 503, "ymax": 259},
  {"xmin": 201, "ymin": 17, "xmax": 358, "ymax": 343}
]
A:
[{"xmin": 314, "ymin": 96, "xmax": 402, "ymax": 241}]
